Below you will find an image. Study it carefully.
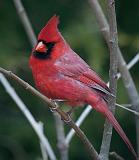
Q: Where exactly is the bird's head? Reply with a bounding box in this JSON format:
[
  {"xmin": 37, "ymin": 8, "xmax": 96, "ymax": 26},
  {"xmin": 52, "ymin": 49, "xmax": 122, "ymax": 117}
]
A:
[{"xmin": 32, "ymin": 15, "xmax": 67, "ymax": 60}]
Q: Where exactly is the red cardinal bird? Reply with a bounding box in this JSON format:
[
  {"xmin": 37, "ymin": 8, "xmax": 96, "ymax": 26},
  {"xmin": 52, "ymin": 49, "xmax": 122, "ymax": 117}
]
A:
[{"xmin": 29, "ymin": 15, "xmax": 137, "ymax": 159}]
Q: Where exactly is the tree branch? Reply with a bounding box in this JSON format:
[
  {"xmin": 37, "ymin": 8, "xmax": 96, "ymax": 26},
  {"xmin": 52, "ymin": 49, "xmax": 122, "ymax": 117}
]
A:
[
  {"xmin": 53, "ymin": 112, "xmax": 69, "ymax": 160},
  {"xmin": 99, "ymin": 1, "xmax": 118, "ymax": 159},
  {"xmin": 39, "ymin": 122, "xmax": 48, "ymax": 160},
  {"xmin": 0, "ymin": 67, "xmax": 99, "ymax": 160},
  {"xmin": 88, "ymin": 0, "xmax": 139, "ymax": 157},
  {"xmin": 13, "ymin": 0, "xmax": 36, "ymax": 47},
  {"xmin": 109, "ymin": 152, "xmax": 124, "ymax": 160},
  {"xmin": 0, "ymin": 73, "xmax": 56, "ymax": 160}
]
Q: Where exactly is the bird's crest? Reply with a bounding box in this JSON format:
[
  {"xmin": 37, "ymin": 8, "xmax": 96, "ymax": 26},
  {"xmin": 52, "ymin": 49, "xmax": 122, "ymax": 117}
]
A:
[{"xmin": 38, "ymin": 15, "xmax": 61, "ymax": 42}]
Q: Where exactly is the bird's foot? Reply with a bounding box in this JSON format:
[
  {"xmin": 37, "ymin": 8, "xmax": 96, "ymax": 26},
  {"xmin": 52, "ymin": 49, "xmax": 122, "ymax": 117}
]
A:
[
  {"xmin": 62, "ymin": 113, "xmax": 72, "ymax": 123},
  {"xmin": 49, "ymin": 100, "xmax": 59, "ymax": 112}
]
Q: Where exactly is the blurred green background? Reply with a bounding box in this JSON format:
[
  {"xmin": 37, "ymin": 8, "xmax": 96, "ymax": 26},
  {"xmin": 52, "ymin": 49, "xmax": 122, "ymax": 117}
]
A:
[{"xmin": 0, "ymin": 0, "xmax": 139, "ymax": 159}]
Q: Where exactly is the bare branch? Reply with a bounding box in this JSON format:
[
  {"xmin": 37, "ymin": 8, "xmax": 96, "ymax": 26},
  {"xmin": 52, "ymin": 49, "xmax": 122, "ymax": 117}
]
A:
[
  {"xmin": 53, "ymin": 112, "xmax": 69, "ymax": 160},
  {"xmin": 109, "ymin": 152, "xmax": 124, "ymax": 160},
  {"xmin": 0, "ymin": 67, "xmax": 99, "ymax": 160},
  {"xmin": 99, "ymin": 1, "xmax": 118, "ymax": 159},
  {"xmin": 88, "ymin": 0, "xmax": 139, "ymax": 156},
  {"xmin": 117, "ymin": 53, "xmax": 139, "ymax": 79},
  {"xmin": 39, "ymin": 122, "xmax": 48, "ymax": 160},
  {"xmin": 12, "ymin": 0, "xmax": 37, "ymax": 47},
  {"xmin": 115, "ymin": 103, "xmax": 139, "ymax": 116},
  {"xmin": 0, "ymin": 73, "xmax": 56, "ymax": 160}
]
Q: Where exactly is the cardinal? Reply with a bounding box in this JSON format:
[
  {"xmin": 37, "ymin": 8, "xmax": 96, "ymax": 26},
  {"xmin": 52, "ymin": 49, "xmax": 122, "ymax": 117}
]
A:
[{"xmin": 29, "ymin": 15, "xmax": 137, "ymax": 159}]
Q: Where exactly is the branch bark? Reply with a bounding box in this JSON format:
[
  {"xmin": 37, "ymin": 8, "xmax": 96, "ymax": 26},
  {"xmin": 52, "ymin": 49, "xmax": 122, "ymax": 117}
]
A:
[
  {"xmin": 0, "ymin": 67, "xmax": 99, "ymax": 160},
  {"xmin": 109, "ymin": 152, "xmax": 124, "ymax": 160},
  {"xmin": 53, "ymin": 112, "xmax": 69, "ymax": 160},
  {"xmin": 0, "ymin": 73, "xmax": 56, "ymax": 160},
  {"xmin": 99, "ymin": 1, "xmax": 118, "ymax": 159},
  {"xmin": 88, "ymin": 0, "xmax": 139, "ymax": 157},
  {"xmin": 13, "ymin": 0, "xmax": 36, "ymax": 47}
]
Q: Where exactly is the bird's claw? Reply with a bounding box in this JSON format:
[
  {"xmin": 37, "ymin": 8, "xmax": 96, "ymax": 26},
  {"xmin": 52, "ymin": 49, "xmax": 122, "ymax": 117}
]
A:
[
  {"xmin": 50, "ymin": 100, "xmax": 58, "ymax": 112},
  {"xmin": 62, "ymin": 113, "xmax": 72, "ymax": 123}
]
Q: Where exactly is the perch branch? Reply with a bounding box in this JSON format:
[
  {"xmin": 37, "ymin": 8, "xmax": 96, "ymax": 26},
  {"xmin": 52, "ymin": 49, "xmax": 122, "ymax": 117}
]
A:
[
  {"xmin": 0, "ymin": 67, "xmax": 99, "ymax": 160},
  {"xmin": 0, "ymin": 73, "xmax": 56, "ymax": 160}
]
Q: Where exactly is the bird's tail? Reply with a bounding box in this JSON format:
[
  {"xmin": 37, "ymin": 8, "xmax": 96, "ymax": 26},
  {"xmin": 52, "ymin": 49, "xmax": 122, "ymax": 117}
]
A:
[
  {"xmin": 90, "ymin": 98, "xmax": 138, "ymax": 159},
  {"xmin": 104, "ymin": 109, "xmax": 137, "ymax": 159}
]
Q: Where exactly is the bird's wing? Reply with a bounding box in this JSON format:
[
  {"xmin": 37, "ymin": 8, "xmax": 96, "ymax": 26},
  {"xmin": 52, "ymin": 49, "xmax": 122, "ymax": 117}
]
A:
[{"xmin": 54, "ymin": 52, "xmax": 113, "ymax": 97}]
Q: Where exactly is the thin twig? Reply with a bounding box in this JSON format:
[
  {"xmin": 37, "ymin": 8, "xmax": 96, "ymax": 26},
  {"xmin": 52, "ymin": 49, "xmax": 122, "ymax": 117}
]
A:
[
  {"xmin": 115, "ymin": 103, "xmax": 139, "ymax": 116},
  {"xmin": 0, "ymin": 73, "xmax": 56, "ymax": 160},
  {"xmin": 109, "ymin": 152, "xmax": 124, "ymax": 160},
  {"xmin": 88, "ymin": 0, "xmax": 139, "ymax": 156},
  {"xmin": 39, "ymin": 122, "xmax": 48, "ymax": 160},
  {"xmin": 117, "ymin": 53, "xmax": 139, "ymax": 79},
  {"xmin": 0, "ymin": 67, "xmax": 99, "ymax": 160},
  {"xmin": 13, "ymin": 0, "xmax": 36, "ymax": 47},
  {"xmin": 53, "ymin": 112, "xmax": 69, "ymax": 160},
  {"xmin": 66, "ymin": 53, "xmax": 139, "ymax": 144}
]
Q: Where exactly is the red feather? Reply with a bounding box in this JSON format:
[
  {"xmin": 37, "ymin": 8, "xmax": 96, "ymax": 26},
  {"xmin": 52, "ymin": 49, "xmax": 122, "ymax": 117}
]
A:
[
  {"xmin": 29, "ymin": 15, "xmax": 138, "ymax": 159},
  {"xmin": 38, "ymin": 15, "xmax": 61, "ymax": 42}
]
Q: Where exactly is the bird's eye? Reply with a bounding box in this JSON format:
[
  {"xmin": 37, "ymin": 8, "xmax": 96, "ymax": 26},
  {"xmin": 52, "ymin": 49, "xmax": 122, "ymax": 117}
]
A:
[
  {"xmin": 33, "ymin": 41, "xmax": 55, "ymax": 59},
  {"xmin": 35, "ymin": 41, "xmax": 47, "ymax": 53}
]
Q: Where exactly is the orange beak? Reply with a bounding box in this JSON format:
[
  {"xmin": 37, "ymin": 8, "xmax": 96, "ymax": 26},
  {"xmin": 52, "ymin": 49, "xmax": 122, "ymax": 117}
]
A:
[{"xmin": 35, "ymin": 42, "xmax": 47, "ymax": 53}]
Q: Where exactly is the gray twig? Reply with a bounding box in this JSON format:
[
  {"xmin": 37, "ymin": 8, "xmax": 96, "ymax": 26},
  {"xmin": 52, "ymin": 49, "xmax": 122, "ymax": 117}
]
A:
[
  {"xmin": 53, "ymin": 112, "xmax": 69, "ymax": 160},
  {"xmin": 115, "ymin": 103, "xmax": 139, "ymax": 116},
  {"xmin": 13, "ymin": 0, "xmax": 36, "ymax": 47},
  {"xmin": 39, "ymin": 122, "xmax": 48, "ymax": 160},
  {"xmin": 109, "ymin": 151, "xmax": 124, "ymax": 160}
]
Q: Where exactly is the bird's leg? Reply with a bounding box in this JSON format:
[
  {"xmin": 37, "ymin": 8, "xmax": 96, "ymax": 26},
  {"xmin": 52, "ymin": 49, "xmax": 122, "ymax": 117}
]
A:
[
  {"xmin": 62, "ymin": 113, "xmax": 72, "ymax": 123},
  {"xmin": 49, "ymin": 99, "xmax": 59, "ymax": 112},
  {"xmin": 50, "ymin": 99, "xmax": 72, "ymax": 123},
  {"xmin": 61, "ymin": 107, "xmax": 74, "ymax": 123},
  {"xmin": 49, "ymin": 99, "xmax": 67, "ymax": 112}
]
